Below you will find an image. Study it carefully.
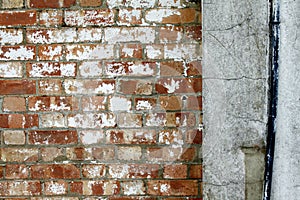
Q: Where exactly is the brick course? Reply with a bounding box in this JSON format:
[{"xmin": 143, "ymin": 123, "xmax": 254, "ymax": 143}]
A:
[{"xmin": 0, "ymin": 0, "xmax": 202, "ymax": 198}]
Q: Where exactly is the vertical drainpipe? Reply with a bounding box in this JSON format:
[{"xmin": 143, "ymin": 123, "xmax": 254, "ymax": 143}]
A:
[{"xmin": 263, "ymin": 0, "xmax": 280, "ymax": 199}]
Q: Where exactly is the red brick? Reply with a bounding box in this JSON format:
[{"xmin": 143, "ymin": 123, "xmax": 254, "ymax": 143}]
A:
[
  {"xmin": 2, "ymin": 97, "xmax": 26, "ymax": 112},
  {"xmin": 28, "ymin": 0, "xmax": 76, "ymax": 8},
  {"xmin": 119, "ymin": 80, "xmax": 153, "ymax": 95},
  {"xmin": 70, "ymin": 181, "xmax": 83, "ymax": 195},
  {"xmin": 155, "ymin": 78, "xmax": 202, "ymax": 94},
  {"xmin": 28, "ymin": 96, "xmax": 78, "ymax": 111},
  {"xmin": 40, "ymin": 147, "xmax": 64, "ymax": 161},
  {"xmin": 5, "ymin": 164, "xmax": 29, "ymax": 179},
  {"xmin": 145, "ymin": 44, "xmax": 164, "ymax": 59},
  {"xmin": 117, "ymin": 113, "xmax": 143, "ymax": 128},
  {"xmin": 135, "ymin": 98, "xmax": 157, "ymax": 111},
  {"xmin": 164, "ymin": 164, "xmax": 187, "ymax": 179},
  {"xmin": 187, "ymin": 96, "xmax": 202, "ymax": 110},
  {"xmin": 89, "ymin": 180, "xmax": 120, "ymax": 195},
  {"xmin": 159, "ymin": 96, "xmax": 182, "ymax": 111},
  {"xmin": 108, "ymin": 164, "xmax": 160, "ymax": 179},
  {"xmin": 66, "ymin": 147, "xmax": 115, "ymax": 161},
  {"xmin": 185, "ymin": 130, "xmax": 202, "ymax": 144},
  {"xmin": 0, "ymin": 114, "xmax": 38, "ymax": 129},
  {"xmin": 28, "ymin": 130, "xmax": 78, "ymax": 145},
  {"xmin": 0, "ymin": 46, "xmax": 36, "ymax": 60},
  {"xmin": 158, "ymin": 129, "xmax": 182, "ymax": 144},
  {"xmin": 64, "ymin": 10, "xmax": 115, "ymax": 26},
  {"xmin": 145, "ymin": 9, "xmax": 196, "ymax": 24},
  {"xmin": 190, "ymin": 164, "xmax": 202, "ymax": 179},
  {"xmin": 64, "ymin": 79, "xmax": 115, "ymax": 95},
  {"xmin": 147, "ymin": 180, "xmax": 198, "ymax": 196},
  {"xmin": 185, "ymin": 25, "xmax": 202, "ymax": 41},
  {"xmin": 187, "ymin": 61, "xmax": 202, "ymax": 76},
  {"xmin": 80, "ymin": 0, "xmax": 102, "ymax": 6},
  {"xmin": 159, "ymin": 61, "xmax": 184, "ymax": 77},
  {"xmin": 159, "ymin": 26, "xmax": 184, "ymax": 43},
  {"xmin": 68, "ymin": 113, "xmax": 116, "ymax": 128},
  {"xmin": 0, "ymin": 11, "xmax": 37, "ymax": 26},
  {"xmin": 27, "ymin": 62, "xmax": 77, "ymax": 77},
  {"xmin": 147, "ymin": 147, "xmax": 196, "ymax": 162},
  {"xmin": 26, "ymin": 28, "xmax": 77, "ymax": 44},
  {"xmin": 0, "ymin": 80, "xmax": 36, "ymax": 95},
  {"xmin": 30, "ymin": 164, "xmax": 80, "ymax": 179},
  {"xmin": 109, "ymin": 197, "xmax": 156, "ymax": 200}
]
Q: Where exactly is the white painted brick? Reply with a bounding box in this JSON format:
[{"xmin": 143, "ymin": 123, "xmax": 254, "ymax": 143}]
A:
[
  {"xmin": 0, "ymin": 29, "xmax": 23, "ymax": 45},
  {"xmin": 0, "ymin": 62, "xmax": 23, "ymax": 77},
  {"xmin": 65, "ymin": 44, "xmax": 115, "ymax": 60}
]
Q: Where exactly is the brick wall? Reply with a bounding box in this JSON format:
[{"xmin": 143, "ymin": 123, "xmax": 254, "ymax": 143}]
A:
[{"xmin": 0, "ymin": 0, "xmax": 202, "ymax": 199}]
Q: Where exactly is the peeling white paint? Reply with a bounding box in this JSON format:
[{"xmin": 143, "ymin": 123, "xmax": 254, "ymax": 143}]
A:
[
  {"xmin": 163, "ymin": 79, "xmax": 181, "ymax": 93},
  {"xmin": 136, "ymin": 100, "xmax": 153, "ymax": 110},
  {"xmin": 0, "ymin": 62, "xmax": 22, "ymax": 77},
  {"xmin": 110, "ymin": 96, "xmax": 131, "ymax": 111},
  {"xmin": 0, "ymin": 29, "xmax": 23, "ymax": 45}
]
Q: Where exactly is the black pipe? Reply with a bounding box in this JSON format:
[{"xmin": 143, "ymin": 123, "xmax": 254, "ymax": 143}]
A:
[{"xmin": 263, "ymin": 0, "xmax": 280, "ymax": 199}]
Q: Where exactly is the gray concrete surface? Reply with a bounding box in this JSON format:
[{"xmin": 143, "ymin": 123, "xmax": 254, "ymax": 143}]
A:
[
  {"xmin": 271, "ymin": 1, "xmax": 300, "ymax": 199},
  {"xmin": 202, "ymin": 0, "xmax": 269, "ymax": 199}
]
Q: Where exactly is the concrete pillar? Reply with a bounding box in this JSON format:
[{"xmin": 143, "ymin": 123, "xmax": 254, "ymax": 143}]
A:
[
  {"xmin": 271, "ymin": 1, "xmax": 300, "ymax": 199},
  {"xmin": 202, "ymin": 0, "xmax": 270, "ymax": 199}
]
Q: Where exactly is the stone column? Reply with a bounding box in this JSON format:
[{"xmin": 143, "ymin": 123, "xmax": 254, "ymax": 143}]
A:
[{"xmin": 202, "ymin": 0, "xmax": 270, "ymax": 199}]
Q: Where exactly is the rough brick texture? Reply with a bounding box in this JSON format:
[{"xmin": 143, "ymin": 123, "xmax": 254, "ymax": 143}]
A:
[{"xmin": 0, "ymin": 0, "xmax": 202, "ymax": 198}]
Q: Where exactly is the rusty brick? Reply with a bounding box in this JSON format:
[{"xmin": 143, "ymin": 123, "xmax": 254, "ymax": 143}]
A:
[
  {"xmin": 119, "ymin": 80, "xmax": 153, "ymax": 95},
  {"xmin": 28, "ymin": 96, "xmax": 78, "ymax": 111},
  {"xmin": 28, "ymin": 0, "xmax": 76, "ymax": 8},
  {"xmin": 108, "ymin": 164, "xmax": 160, "ymax": 179},
  {"xmin": 1, "ymin": 148, "xmax": 39, "ymax": 162},
  {"xmin": 120, "ymin": 43, "xmax": 143, "ymax": 59},
  {"xmin": 0, "ymin": 114, "xmax": 38, "ymax": 129},
  {"xmin": 30, "ymin": 164, "xmax": 80, "ymax": 179},
  {"xmin": 159, "ymin": 96, "xmax": 182, "ymax": 111},
  {"xmin": 5, "ymin": 164, "xmax": 29, "ymax": 179},
  {"xmin": 0, "ymin": 46, "xmax": 36, "ymax": 61},
  {"xmin": 190, "ymin": 164, "xmax": 202, "ymax": 179},
  {"xmin": 28, "ymin": 130, "xmax": 78, "ymax": 145},
  {"xmin": 0, "ymin": 11, "xmax": 37, "ymax": 26},
  {"xmin": 39, "ymin": 10, "xmax": 63, "ymax": 27},
  {"xmin": 27, "ymin": 62, "xmax": 77, "ymax": 77},
  {"xmin": 80, "ymin": 0, "xmax": 102, "ymax": 6},
  {"xmin": 147, "ymin": 180, "xmax": 198, "ymax": 196},
  {"xmin": 0, "ymin": 80, "xmax": 36, "ymax": 95},
  {"xmin": 107, "ymin": 129, "xmax": 156, "ymax": 144},
  {"xmin": 38, "ymin": 79, "xmax": 63, "ymax": 95},
  {"xmin": 2, "ymin": 97, "xmax": 26, "ymax": 112},
  {"xmin": 38, "ymin": 44, "xmax": 63, "ymax": 61},
  {"xmin": 82, "ymin": 164, "xmax": 106, "ymax": 178},
  {"xmin": 164, "ymin": 164, "xmax": 187, "ymax": 179},
  {"xmin": 185, "ymin": 129, "xmax": 202, "ymax": 144},
  {"xmin": 64, "ymin": 10, "xmax": 115, "ymax": 26}
]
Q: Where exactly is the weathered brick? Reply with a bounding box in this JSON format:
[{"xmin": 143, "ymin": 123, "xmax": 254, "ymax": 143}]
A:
[
  {"xmin": 158, "ymin": 129, "xmax": 183, "ymax": 145},
  {"xmin": 28, "ymin": 0, "xmax": 76, "ymax": 8},
  {"xmin": 66, "ymin": 147, "xmax": 115, "ymax": 161},
  {"xmin": 40, "ymin": 113, "xmax": 66, "ymax": 128},
  {"xmin": 107, "ymin": 0, "xmax": 155, "ymax": 8},
  {"xmin": 30, "ymin": 164, "xmax": 80, "ymax": 179},
  {"xmin": 3, "ymin": 130, "xmax": 26, "ymax": 145},
  {"xmin": 0, "ymin": 181, "xmax": 41, "ymax": 196},
  {"xmin": 159, "ymin": 61, "xmax": 184, "ymax": 77},
  {"xmin": 82, "ymin": 164, "xmax": 106, "ymax": 178},
  {"xmin": 26, "ymin": 28, "xmax": 77, "ymax": 44},
  {"xmin": 2, "ymin": 97, "xmax": 26, "ymax": 111},
  {"xmin": 117, "ymin": 113, "xmax": 143, "ymax": 128},
  {"xmin": 109, "ymin": 96, "xmax": 131, "ymax": 111},
  {"xmin": 145, "ymin": 8, "xmax": 196, "ymax": 24},
  {"xmin": 118, "ymin": 9, "xmax": 142, "ymax": 25},
  {"xmin": 38, "ymin": 79, "xmax": 63, "ymax": 95},
  {"xmin": 0, "ymin": 80, "xmax": 36, "ymax": 95},
  {"xmin": 104, "ymin": 27, "xmax": 156, "ymax": 44},
  {"xmin": 82, "ymin": 96, "xmax": 106, "ymax": 111},
  {"xmin": 39, "ymin": 10, "xmax": 63, "ymax": 27},
  {"xmin": 27, "ymin": 62, "xmax": 77, "ymax": 77},
  {"xmin": 80, "ymin": 0, "xmax": 102, "ymax": 7},
  {"xmin": 108, "ymin": 164, "xmax": 160, "ymax": 179},
  {"xmin": 118, "ymin": 146, "xmax": 142, "ymax": 160},
  {"xmin": 1, "ymin": 148, "xmax": 38, "ymax": 162},
  {"xmin": 81, "ymin": 180, "xmax": 120, "ymax": 195},
  {"xmin": 163, "ymin": 164, "xmax": 187, "ymax": 179},
  {"xmin": 164, "ymin": 44, "xmax": 200, "ymax": 60},
  {"xmin": 65, "ymin": 44, "xmax": 115, "ymax": 60},
  {"xmin": 147, "ymin": 180, "xmax": 198, "ymax": 196},
  {"xmin": 64, "ymin": 10, "xmax": 115, "ymax": 26},
  {"xmin": 68, "ymin": 113, "xmax": 116, "ymax": 128},
  {"xmin": 159, "ymin": 26, "xmax": 184, "ymax": 43},
  {"xmin": 0, "ymin": 11, "xmax": 37, "ymax": 26},
  {"xmin": 0, "ymin": 114, "xmax": 38, "ymax": 128},
  {"xmin": 0, "ymin": 46, "xmax": 36, "ymax": 61},
  {"xmin": 28, "ymin": 130, "xmax": 78, "ymax": 145},
  {"xmin": 135, "ymin": 98, "xmax": 157, "ymax": 111},
  {"xmin": 80, "ymin": 130, "xmax": 105, "ymax": 145},
  {"xmin": 107, "ymin": 129, "xmax": 156, "ymax": 144},
  {"xmin": 119, "ymin": 79, "xmax": 153, "ymax": 95},
  {"xmin": 28, "ymin": 96, "xmax": 78, "ymax": 111},
  {"xmin": 145, "ymin": 45, "xmax": 164, "ymax": 59},
  {"xmin": 5, "ymin": 164, "xmax": 29, "ymax": 179},
  {"xmin": 147, "ymin": 147, "xmax": 196, "ymax": 162},
  {"xmin": 77, "ymin": 28, "xmax": 102, "ymax": 42},
  {"xmin": 64, "ymin": 79, "xmax": 115, "ymax": 95},
  {"xmin": 185, "ymin": 25, "xmax": 202, "ymax": 41},
  {"xmin": 0, "ymin": 62, "xmax": 23, "ymax": 77},
  {"xmin": 186, "ymin": 61, "xmax": 202, "ymax": 76},
  {"xmin": 185, "ymin": 130, "xmax": 202, "ymax": 144},
  {"xmin": 2, "ymin": 0, "xmax": 24, "ymax": 8},
  {"xmin": 120, "ymin": 43, "xmax": 143, "ymax": 59},
  {"xmin": 122, "ymin": 180, "xmax": 145, "ymax": 195},
  {"xmin": 158, "ymin": 0, "xmax": 184, "ymax": 7},
  {"xmin": 79, "ymin": 61, "xmax": 102, "ymax": 77},
  {"xmin": 38, "ymin": 44, "xmax": 63, "ymax": 61},
  {"xmin": 0, "ymin": 29, "xmax": 23, "ymax": 45},
  {"xmin": 40, "ymin": 147, "xmax": 64, "ymax": 162},
  {"xmin": 44, "ymin": 180, "xmax": 68, "ymax": 195}
]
